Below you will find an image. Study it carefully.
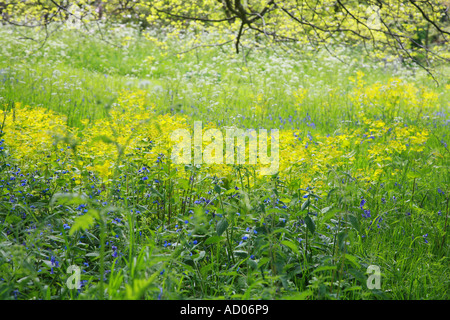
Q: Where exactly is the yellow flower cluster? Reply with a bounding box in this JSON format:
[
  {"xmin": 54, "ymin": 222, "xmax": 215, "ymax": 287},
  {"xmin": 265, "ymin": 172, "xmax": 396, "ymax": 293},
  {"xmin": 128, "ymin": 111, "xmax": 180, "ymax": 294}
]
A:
[
  {"xmin": 349, "ymin": 72, "xmax": 439, "ymax": 118},
  {"xmin": 2, "ymin": 91, "xmax": 189, "ymax": 179},
  {"xmin": 1, "ymin": 103, "xmax": 68, "ymax": 168},
  {"xmin": 1, "ymin": 82, "xmax": 433, "ymax": 192},
  {"xmin": 276, "ymin": 115, "xmax": 430, "ymax": 194},
  {"xmin": 76, "ymin": 90, "xmax": 190, "ymax": 179}
]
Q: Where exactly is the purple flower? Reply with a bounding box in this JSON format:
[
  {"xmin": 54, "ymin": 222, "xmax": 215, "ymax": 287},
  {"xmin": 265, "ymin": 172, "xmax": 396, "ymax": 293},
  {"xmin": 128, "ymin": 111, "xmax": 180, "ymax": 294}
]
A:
[{"xmin": 360, "ymin": 198, "xmax": 366, "ymax": 209}]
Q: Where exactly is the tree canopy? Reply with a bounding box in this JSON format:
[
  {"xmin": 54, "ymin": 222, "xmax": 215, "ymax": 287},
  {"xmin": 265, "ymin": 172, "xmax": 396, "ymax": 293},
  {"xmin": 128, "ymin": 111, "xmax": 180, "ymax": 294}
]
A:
[{"xmin": 1, "ymin": 1, "xmax": 449, "ymax": 76}]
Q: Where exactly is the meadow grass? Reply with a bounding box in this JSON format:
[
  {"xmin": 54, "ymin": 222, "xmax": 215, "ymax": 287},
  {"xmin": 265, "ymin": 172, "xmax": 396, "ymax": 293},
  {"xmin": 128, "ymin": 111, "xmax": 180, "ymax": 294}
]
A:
[{"xmin": 0, "ymin": 24, "xmax": 448, "ymax": 300}]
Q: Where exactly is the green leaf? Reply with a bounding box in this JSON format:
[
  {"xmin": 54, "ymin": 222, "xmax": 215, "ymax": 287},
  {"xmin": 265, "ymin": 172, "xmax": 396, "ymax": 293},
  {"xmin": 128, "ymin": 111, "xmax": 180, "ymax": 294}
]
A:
[
  {"xmin": 247, "ymin": 259, "xmax": 258, "ymax": 270},
  {"xmin": 347, "ymin": 268, "xmax": 367, "ymax": 282},
  {"xmin": 281, "ymin": 290, "xmax": 313, "ymax": 300},
  {"xmin": 193, "ymin": 250, "xmax": 205, "ymax": 262},
  {"xmin": 272, "ymin": 228, "xmax": 293, "ymax": 236},
  {"xmin": 5, "ymin": 214, "xmax": 21, "ymax": 224},
  {"xmin": 337, "ymin": 231, "xmax": 348, "ymax": 252},
  {"xmin": 301, "ymin": 198, "xmax": 310, "ymax": 211},
  {"xmin": 312, "ymin": 265, "xmax": 337, "ymax": 274},
  {"xmin": 124, "ymin": 275, "xmax": 158, "ymax": 300},
  {"xmin": 178, "ymin": 178, "xmax": 190, "ymax": 190},
  {"xmin": 200, "ymin": 263, "xmax": 214, "ymax": 276},
  {"xmin": 257, "ymin": 257, "xmax": 271, "ymax": 268},
  {"xmin": 281, "ymin": 240, "xmax": 300, "ymax": 255},
  {"xmin": 50, "ymin": 193, "xmax": 88, "ymax": 207},
  {"xmin": 216, "ymin": 218, "xmax": 229, "ymax": 236},
  {"xmin": 233, "ymin": 250, "xmax": 248, "ymax": 258},
  {"xmin": 304, "ymin": 215, "xmax": 315, "ymax": 234},
  {"xmin": 321, "ymin": 206, "xmax": 333, "ymax": 214},
  {"xmin": 327, "ymin": 188, "xmax": 337, "ymax": 201},
  {"xmin": 69, "ymin": 209, "xmax": 99, "ymax": 236},
  {"xmin": 85, "ymin": 252, "xmax": 100, "ymax": 257},
  {"xmin": 345, "ymin": 254, "xmax": 361, "ymax": 268},
  {"xmin": 204, "ymin": 236, "xmax": 222, "ymax": 245},
  {"xmin": 348, "ymin": 214, "xmax": 360, "ymax": 232}
]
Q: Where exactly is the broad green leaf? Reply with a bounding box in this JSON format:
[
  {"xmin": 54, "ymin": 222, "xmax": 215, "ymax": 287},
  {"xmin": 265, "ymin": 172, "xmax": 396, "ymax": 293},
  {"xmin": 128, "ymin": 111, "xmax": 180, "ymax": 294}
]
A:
[
  {"xmin": 216, "ymin": 218, "xmax": 229, "ymax": 236},
  {"xmin": 233, "ymin": 250, "xmax": 248, "ymax": 258},
  {"xmin": 301, "ymin": 198, "xmax": 310, "ymax": 211},
  {"xmin": 304, "ymin": 215, "xmax": 315, "ymax": 234},
  {"xmin": 204, "ymin": 236, "xmax": 222, "ymax": 245},
  {"xmin": 281, "ymin": 240, "xmax": 300, "ymax": 255},
  {"xmin": 348, "ymin": 214, "xmax": 360, "ymax": 232},
  {"xmin": 257, "ymin": 257, "xmax": 271, "ymax": 268},
  {"xmin": 337, "ymin": 231, "xmax": 348, "ymax": 252}
]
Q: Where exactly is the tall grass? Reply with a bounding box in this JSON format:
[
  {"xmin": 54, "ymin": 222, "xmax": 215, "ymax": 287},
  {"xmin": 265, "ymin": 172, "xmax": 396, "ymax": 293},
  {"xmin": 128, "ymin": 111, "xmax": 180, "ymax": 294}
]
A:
[{"xmin": 0, "ymin": 23, "xmax": 448, "ymax": 300}]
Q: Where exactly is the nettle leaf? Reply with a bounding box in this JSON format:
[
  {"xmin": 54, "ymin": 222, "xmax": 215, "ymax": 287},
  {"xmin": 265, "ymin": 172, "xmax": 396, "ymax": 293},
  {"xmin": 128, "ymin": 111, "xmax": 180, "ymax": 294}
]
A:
[
  {"xmin": 301, "ymin": 198, "xmax": 310, "ymax": 211},
  {"xmin": 337, "ymin": 231, "xmax": 348, "ymax": 252},
  {"xmin": 204, "ymin": 236, "xmax": 222, "ymax": 245},
  {"xmin": 348, "ymin": 214, "xmax": 360, "ymax": 233},
  {"xmin": 304, "ymin": 215, "xmax": 315, "ymax": 234},
  {"xmin": 281, "ymin": 240, "xmax": 300, "ymax": 255},
  {"xmin": 69, "ymin": 209, "xmax": 100, "ymax": 236},
  {"xmin": 216, "ymin": 218, "xmax": 229, "ymax": 237},
  {"xmin": 345, "ymin": 254, "xmax": 361, "ymax": 268}
]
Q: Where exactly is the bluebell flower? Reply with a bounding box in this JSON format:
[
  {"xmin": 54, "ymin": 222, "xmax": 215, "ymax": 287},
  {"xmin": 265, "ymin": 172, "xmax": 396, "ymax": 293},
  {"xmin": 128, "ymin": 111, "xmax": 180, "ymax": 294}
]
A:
[
  {"xmin": 158, "ymin": 287, "xmax": 163, "ymax": 300},
  {"xmin": 360, "ymin": 198, "xmax": 366, "ymax": 209}
]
